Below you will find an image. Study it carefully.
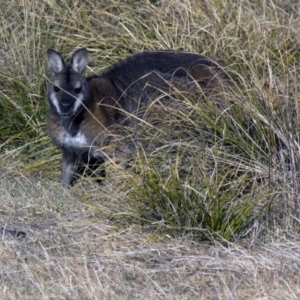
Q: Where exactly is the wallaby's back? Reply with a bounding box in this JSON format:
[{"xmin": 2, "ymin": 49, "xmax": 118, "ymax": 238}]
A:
[{"xmin": 96, "ymin": 50, "xmax": 224, "ymax": 90}]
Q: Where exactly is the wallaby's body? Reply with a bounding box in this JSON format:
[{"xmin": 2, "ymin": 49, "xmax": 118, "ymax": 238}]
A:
[{"xmin": 46, "ymin": 48, "xmax": 226, "ymax": 185}]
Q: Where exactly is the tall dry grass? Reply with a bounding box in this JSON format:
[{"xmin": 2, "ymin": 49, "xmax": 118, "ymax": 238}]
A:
[{"xmin": 0, "ymin": 0, "xmax": 300, "ymax": 298}]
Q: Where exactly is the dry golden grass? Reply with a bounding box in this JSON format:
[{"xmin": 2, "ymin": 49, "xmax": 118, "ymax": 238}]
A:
[
  {"xmin": 1, "ymin": 175, "xmax": 300, "ymax": 299},
  {"xmin": 1, "ymin": 0, "xmax": 300, "ymax": 298}
]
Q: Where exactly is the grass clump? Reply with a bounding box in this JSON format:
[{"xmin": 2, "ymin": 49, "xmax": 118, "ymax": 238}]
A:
[{"xmin": 119, "ymin": 81, "xmax": 272, "ymax": 241}]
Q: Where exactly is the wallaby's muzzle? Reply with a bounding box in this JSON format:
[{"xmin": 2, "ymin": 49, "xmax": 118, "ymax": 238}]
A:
[{"xmin": 60, "ymin": 95, "xmax": 76, "ymax": 118}]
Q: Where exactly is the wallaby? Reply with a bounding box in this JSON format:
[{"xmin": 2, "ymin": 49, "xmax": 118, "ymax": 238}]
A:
[{"xmin": 46, "ymin": 48, "xmax": 227, "ymax": 185}]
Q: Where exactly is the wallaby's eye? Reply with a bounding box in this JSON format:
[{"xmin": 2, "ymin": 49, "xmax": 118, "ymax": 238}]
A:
[
  {"xmin": 54, "ymin": 86, "xmax": 60, "ymax": 93},
  {"xmin": 74, "ymin": 87, "xmax": 82, "ymax": 94}
]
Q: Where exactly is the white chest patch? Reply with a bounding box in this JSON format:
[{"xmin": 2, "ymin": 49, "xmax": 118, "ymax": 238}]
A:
[{"xmin": 62, "ymin": 131, "xmax": 89, "ymax": 149}]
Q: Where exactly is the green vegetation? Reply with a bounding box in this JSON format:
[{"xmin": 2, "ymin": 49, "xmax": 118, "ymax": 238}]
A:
[{"xmin": 0, "ymin": 0, "xmax": 300, "ymax": 298}]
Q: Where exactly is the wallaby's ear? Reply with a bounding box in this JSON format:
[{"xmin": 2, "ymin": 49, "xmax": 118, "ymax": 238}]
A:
[
  {"xmin": 71, "ymin": 48, "xmax": 89, "ymax": 74},
  {"xmin": 46, "ymin": 49, "xmax": 66, "ymax": 74}
]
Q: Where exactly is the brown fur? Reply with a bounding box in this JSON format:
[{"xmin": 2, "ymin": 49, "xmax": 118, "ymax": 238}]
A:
[{"xmin": 46, "ymin": 48, "xmax": 228, "ymax": 184}]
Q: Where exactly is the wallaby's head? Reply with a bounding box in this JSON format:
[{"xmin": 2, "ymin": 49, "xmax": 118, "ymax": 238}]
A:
[{"xmin": 46, "ymin": 48, "xmax": 91, "ymax": 119}]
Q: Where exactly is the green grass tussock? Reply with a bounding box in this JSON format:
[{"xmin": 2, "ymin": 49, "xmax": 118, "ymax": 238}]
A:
[{"xmin": 1, "ymin": 0, "xmax": 300, "ymax": 298}]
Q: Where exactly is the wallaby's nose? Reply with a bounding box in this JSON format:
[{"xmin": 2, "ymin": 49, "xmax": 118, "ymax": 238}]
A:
[
  {"xmin": 61, "ymin": 102, "xmax": 72, "ymax": 111},
  {"xmin": 60, "ymin": 99, "xmax": 73, "ymax": 117}
]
